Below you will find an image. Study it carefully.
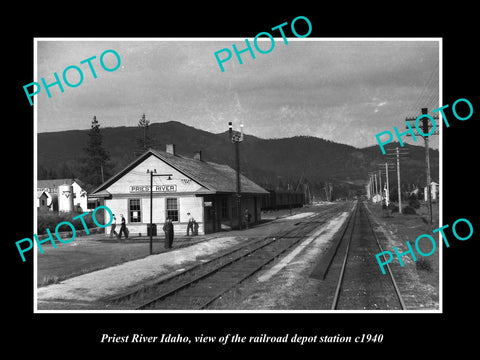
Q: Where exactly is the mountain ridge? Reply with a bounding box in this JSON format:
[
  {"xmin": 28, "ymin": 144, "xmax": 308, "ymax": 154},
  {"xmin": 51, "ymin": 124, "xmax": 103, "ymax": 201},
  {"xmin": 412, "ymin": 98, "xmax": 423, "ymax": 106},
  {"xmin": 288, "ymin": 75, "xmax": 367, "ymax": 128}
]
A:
[{"xmin": 37, "ymin": 121, "xmax": 439, "ymax": 199}]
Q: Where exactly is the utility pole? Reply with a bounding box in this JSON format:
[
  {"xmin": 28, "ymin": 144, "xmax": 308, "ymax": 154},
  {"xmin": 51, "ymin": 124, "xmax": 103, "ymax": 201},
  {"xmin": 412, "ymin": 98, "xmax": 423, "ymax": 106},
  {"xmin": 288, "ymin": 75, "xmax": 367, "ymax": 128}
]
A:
[
  {"xmin": 384, "ymin": 162, "xmax": 392, "ymax": 207},
  {"xmin": 367, "ymin": 173, "xmax": 374, "ymax": 201},
  {"xmin": 385, "ymin": 148, "xmax": 409, "ymax": 214},
  {"xmin": 288, "ymin": 183, "xmax": 292, "ymax": 215},
  {"xmin": 146, "ymin": 169, "xmax": 173, "ymax": 255},
  {"xmin": 396, "ymin": 147, "xmax": 402, "ymax": 213},
  {"xmin": 378, "ymin": 169, "xmax": 382, "ymax": 202},
  {"xmin": 304, "ymin": 183, "xmax": 311, "ymax": 205},
  {"xmin": 370, "ymin": 173, "xmax": 375, "ymax": 201},
  {"xmin": 377, "ymin": 162, "xmax": 394, "ymax": 207},
  {"xmin": 406, "ymin": 108, "xmax": 439, "ymax": 224},
  {"xmin": 324, "ymin": 182, "xmax": 333, "ymax": 202},
  {"xmin": 228, "ymin": 122, "xmax": 244, "ymax": 229}
]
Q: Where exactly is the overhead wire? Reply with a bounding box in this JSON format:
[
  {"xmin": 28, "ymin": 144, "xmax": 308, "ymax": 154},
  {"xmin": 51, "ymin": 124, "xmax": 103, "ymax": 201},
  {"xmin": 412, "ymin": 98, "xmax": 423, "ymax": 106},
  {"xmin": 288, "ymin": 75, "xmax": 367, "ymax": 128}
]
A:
[{"xmin": 405, "ymin": 59, "xmax": 439, "ymax": 118}]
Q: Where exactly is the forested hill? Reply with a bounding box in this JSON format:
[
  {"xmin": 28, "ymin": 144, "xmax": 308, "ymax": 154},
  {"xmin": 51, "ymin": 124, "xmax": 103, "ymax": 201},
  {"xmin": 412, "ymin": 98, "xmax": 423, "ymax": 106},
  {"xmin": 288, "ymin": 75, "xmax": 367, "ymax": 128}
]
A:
[{"xmin": 38, "ymin": 121, "xmax": 439, "ymax": 198}]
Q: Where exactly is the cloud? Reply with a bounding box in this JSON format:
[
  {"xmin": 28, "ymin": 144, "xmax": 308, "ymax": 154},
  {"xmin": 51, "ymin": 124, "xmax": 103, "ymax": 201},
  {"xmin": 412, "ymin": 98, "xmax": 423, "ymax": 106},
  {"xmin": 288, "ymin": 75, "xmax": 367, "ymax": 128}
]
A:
[{"xmin": 37, "ymin": 39, "xmax": 439, "ymax": 149}]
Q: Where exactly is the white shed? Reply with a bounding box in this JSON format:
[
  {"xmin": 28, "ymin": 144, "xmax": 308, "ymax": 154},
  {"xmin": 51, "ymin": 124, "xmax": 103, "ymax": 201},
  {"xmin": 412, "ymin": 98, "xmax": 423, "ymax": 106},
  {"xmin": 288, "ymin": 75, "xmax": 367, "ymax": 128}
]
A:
[{"xmin": 424, "ymin": 181, "xmax": 439, "ymax": 202}]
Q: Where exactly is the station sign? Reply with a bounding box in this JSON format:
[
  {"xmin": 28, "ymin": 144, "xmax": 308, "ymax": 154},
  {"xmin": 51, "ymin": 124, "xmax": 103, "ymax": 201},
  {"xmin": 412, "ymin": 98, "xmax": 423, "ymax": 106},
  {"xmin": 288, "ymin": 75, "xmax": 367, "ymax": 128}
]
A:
[{"xmin": 129, "ymin": 184, "xmax": 177, "ymax": 193}]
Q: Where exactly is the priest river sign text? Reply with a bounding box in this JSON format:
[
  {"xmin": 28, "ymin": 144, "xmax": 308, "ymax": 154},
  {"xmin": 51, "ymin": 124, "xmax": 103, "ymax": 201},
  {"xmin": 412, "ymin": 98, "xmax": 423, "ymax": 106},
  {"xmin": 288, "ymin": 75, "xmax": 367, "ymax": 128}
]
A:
[{"xmin": 129, "ymin": 185, "xmax": 177, "ymax": 193}]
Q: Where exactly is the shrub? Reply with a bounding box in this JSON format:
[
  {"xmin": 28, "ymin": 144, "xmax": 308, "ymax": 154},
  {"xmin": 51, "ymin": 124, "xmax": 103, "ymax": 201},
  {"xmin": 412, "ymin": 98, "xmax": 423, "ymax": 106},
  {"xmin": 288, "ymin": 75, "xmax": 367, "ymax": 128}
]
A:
[
  {"xmin": 389, "ymin": 205, "xmax": 399, "ymax": 213},
  {"xmin": 408, "ymin": 193, "xmax": 421, "ymax": 209},
  {"xmin": 403, "ymin": 206, "xmax": 417, "ymax": 215},
  {"xmin": 416, "ymin": 258, "xmax": 433, "ymax": 272},
  {"xmin": 37, "ymin": 211, "xmax": 104, "ymax": 235}
]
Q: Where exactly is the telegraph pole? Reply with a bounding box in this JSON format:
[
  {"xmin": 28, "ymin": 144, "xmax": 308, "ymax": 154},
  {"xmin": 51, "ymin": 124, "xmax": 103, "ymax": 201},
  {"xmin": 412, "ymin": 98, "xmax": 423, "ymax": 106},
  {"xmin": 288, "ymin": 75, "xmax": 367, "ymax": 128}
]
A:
[
  {"xmin": 377, "ymin": 162, "xmax": 394, "ymax": 206},
  {"xmin": 406, "ymin": 108, "xmax": 439, "ymax": 224},
  {"xmin": 371, "ymin": 174, "xmax": 374, "ymax": 199},
  {"xmin": 229, "ymin": 122, "xmax": 244, "ymax": 229},
  {"xmin": 385, "ymin": 148, "xmax": 408, "ymax": 214},
  {"xmin": 384, "ymin": 162, "xmax": 391, "ymax": 206},
  {"xmin": 396, "ymin": 147, "xmax": 402, "ymax": 213},
  {"xmin": 378, "ymin": 169, "xmax": 382, "ymax": 202},
  {"xmin": 288, "ymin": 183, "xmax": 292, "ymax": 215},
  {"xmin": 368, "ymin": 172, "xmax": 376, "ymax": 202}
]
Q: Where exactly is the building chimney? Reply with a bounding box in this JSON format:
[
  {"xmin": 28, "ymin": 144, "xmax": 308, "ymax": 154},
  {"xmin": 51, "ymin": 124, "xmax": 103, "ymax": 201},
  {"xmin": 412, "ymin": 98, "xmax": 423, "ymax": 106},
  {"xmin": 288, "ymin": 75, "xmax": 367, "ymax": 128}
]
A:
[
  {"xmin": 193, "ymin": 150, "xmax": 203, "ymax": 161},
  {"xmin": 166, "ymin": 144, "xmax": 176, "ymax": 155}
]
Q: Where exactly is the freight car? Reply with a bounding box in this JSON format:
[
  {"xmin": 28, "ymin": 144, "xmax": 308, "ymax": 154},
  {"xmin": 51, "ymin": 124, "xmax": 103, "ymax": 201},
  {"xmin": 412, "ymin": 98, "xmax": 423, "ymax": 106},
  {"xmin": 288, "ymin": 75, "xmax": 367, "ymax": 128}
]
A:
[{"xmin": 261, "ymin": 189, "xmax": 305, "ymax": 211}]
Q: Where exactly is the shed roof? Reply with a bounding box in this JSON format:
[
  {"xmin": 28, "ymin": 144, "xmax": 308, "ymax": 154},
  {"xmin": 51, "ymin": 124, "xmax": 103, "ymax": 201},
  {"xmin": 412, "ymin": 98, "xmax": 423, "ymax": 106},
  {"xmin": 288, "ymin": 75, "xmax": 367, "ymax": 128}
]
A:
[
  {"xmin": 37, "ymin": 178, "xmax": 86, "ymax": 189},
  {"xmin": 90, "ymin": 149, "xmax": 268, "ymax": 197}
]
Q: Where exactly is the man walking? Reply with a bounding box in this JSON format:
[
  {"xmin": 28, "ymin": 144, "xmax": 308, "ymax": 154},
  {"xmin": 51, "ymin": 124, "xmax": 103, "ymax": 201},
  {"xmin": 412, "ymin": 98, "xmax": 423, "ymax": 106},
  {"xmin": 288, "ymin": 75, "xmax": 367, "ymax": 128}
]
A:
[
  {"xmin": 118, "ymin": 214, "xmax": 128, "ymax": 239},
  {"xmin": 110, "ymin": 214, "xmax": 117, "ymax": 238},
  {"xmin": 163, "ymin": 217, "xmax": 174, "ymax": 249},
  {"xmin": 186, "ymin": 212, "xmax": 195, "ymax": 236}
]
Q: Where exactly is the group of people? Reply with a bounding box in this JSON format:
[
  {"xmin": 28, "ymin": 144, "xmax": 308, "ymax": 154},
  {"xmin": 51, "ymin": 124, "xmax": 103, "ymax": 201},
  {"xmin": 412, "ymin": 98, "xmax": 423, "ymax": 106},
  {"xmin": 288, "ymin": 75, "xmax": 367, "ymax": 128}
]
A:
[
  {"xmin": 162, "ymin": 212, "xmax": 197, "ymax": 249},
  {"xmin": 110, "ymin": 214, "xmax": 128, "ymax": 239},
  {"xmin": 110, "ymin": 209, "xmax": 253, "ymax": 250},
  {"xmin": 110, "ymin": 212, "xmax": 199, "ymax": 250}
]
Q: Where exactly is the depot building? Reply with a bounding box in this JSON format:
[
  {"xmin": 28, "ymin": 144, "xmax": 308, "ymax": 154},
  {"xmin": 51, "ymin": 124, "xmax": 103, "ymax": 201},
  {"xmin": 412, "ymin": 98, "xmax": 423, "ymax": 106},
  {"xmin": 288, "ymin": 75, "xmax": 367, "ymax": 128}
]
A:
[{"xmin": 89, "ymin": 145, "xmax": 268, "ymax": 236}]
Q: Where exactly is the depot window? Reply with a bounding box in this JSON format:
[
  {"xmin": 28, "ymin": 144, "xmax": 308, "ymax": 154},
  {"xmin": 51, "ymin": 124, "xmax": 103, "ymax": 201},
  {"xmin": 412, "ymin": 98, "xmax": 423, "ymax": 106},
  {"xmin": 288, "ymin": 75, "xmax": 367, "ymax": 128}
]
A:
[
  {"xmin": 129, "ymin": 198, "xmax": 141, "ymax": 222},
  {"xmin": 166, "ymin": 198, "xmax": 179, "ymax": 222}
]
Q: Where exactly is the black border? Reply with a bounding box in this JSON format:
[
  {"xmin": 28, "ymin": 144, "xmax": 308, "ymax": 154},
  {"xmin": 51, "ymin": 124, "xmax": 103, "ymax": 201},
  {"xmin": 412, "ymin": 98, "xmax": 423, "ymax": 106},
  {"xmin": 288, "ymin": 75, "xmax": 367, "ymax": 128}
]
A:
[{"xmin": 8, "ymin": 5, "xmax": 478, "ymax": 354}]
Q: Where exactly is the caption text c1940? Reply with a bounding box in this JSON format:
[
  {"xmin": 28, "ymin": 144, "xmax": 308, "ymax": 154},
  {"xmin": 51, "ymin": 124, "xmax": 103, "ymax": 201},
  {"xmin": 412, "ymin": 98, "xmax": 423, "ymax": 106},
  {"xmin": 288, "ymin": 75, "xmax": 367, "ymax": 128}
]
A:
[{"xmin": 100, "ymin": 332, "xmax": 384, "ymax": 345}]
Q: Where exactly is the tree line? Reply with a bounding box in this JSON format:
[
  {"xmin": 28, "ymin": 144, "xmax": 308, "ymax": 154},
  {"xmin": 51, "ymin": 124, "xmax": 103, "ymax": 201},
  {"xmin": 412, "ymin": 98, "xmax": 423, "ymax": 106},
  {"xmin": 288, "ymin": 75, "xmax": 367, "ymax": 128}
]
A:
[{"xmin": 38, "ymin": 114, "xmax": 152, "ymax": 191}]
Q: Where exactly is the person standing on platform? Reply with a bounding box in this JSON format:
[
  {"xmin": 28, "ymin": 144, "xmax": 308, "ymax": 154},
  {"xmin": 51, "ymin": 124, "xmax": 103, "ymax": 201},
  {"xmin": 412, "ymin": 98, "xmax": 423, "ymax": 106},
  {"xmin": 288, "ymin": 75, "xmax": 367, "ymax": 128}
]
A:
[
  {"xmin": 110, "ymin": 214, "xmax": 117, "ymax": 238},
  {"xmin": 118, "ymin": 214, "xmax": 128, "ymax": 239},
  {"xmin": 163, "ymin": 217, "xmax": 174, "ymax": 249},
  {"xmin": 243, "ymin": 208, "xmax": 251, "ymax": 229},
  {"xmin": 194, "ymin": 220, "xmax": 199, "ymax": 236},
  {"xmin": 186, "ymin": 212, "xmax": 195, "ymax": 236}
]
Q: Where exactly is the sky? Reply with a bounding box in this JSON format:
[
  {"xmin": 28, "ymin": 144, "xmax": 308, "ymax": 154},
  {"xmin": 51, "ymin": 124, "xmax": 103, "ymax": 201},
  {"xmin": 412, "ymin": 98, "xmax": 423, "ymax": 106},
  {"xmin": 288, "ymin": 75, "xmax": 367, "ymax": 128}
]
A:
[{"xmin": 36, "ymin": 39, "xmax": 440, "ymax": 149}]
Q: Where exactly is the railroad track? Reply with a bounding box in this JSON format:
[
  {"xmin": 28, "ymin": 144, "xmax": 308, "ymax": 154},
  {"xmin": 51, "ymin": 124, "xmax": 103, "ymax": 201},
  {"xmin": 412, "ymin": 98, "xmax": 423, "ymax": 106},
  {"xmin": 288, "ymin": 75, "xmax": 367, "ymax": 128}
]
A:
[
  {"xmin": 107, "ymin": 203, "xmax": 350, "ymax": 310},
  {"xmin": 330, "ymin": 201, "xmax": 406, "ymax": 310}
]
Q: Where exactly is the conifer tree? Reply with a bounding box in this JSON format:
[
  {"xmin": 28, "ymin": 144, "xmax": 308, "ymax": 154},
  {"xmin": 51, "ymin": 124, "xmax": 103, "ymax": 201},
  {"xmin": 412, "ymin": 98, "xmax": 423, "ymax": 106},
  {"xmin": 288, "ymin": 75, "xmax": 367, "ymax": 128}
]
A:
[
  {"xmin": 83, "ymin": 116, "xmax": 111, "ymax": 187},
  {"xmin": 136, "ymin": 113, "xmax": 152, "ymax": 152}
]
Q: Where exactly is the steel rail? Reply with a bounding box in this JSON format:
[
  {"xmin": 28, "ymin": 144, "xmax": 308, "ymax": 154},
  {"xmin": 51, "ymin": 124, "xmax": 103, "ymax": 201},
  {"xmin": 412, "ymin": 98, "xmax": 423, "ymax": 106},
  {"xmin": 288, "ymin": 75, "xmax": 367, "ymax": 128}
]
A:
[
  {"xmin": 363, "ymin": 204, "xmax": 407, "ymax": 310},
  {"xmin": 106, "ymin": 208, "xmax": 343, "ymax": 304},
  {"xmin": 135, "ymin": 209, "xmax": 344, "ymax": 310},
  {"xmin": 331, "ymin": 202, "xmax": 406, "ymax": 310},
  {"xmin": 330, "ymin": 201, "xmax": 359, "ymax": 310}
]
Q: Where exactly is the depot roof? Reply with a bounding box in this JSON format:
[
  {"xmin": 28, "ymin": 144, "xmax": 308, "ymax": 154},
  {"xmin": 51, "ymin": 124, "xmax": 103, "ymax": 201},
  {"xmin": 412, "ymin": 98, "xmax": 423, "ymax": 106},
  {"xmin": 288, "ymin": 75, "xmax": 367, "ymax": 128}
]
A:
[{"xmin": 90, "ymin": 148, "xmax": 268, "ymax": 198}]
